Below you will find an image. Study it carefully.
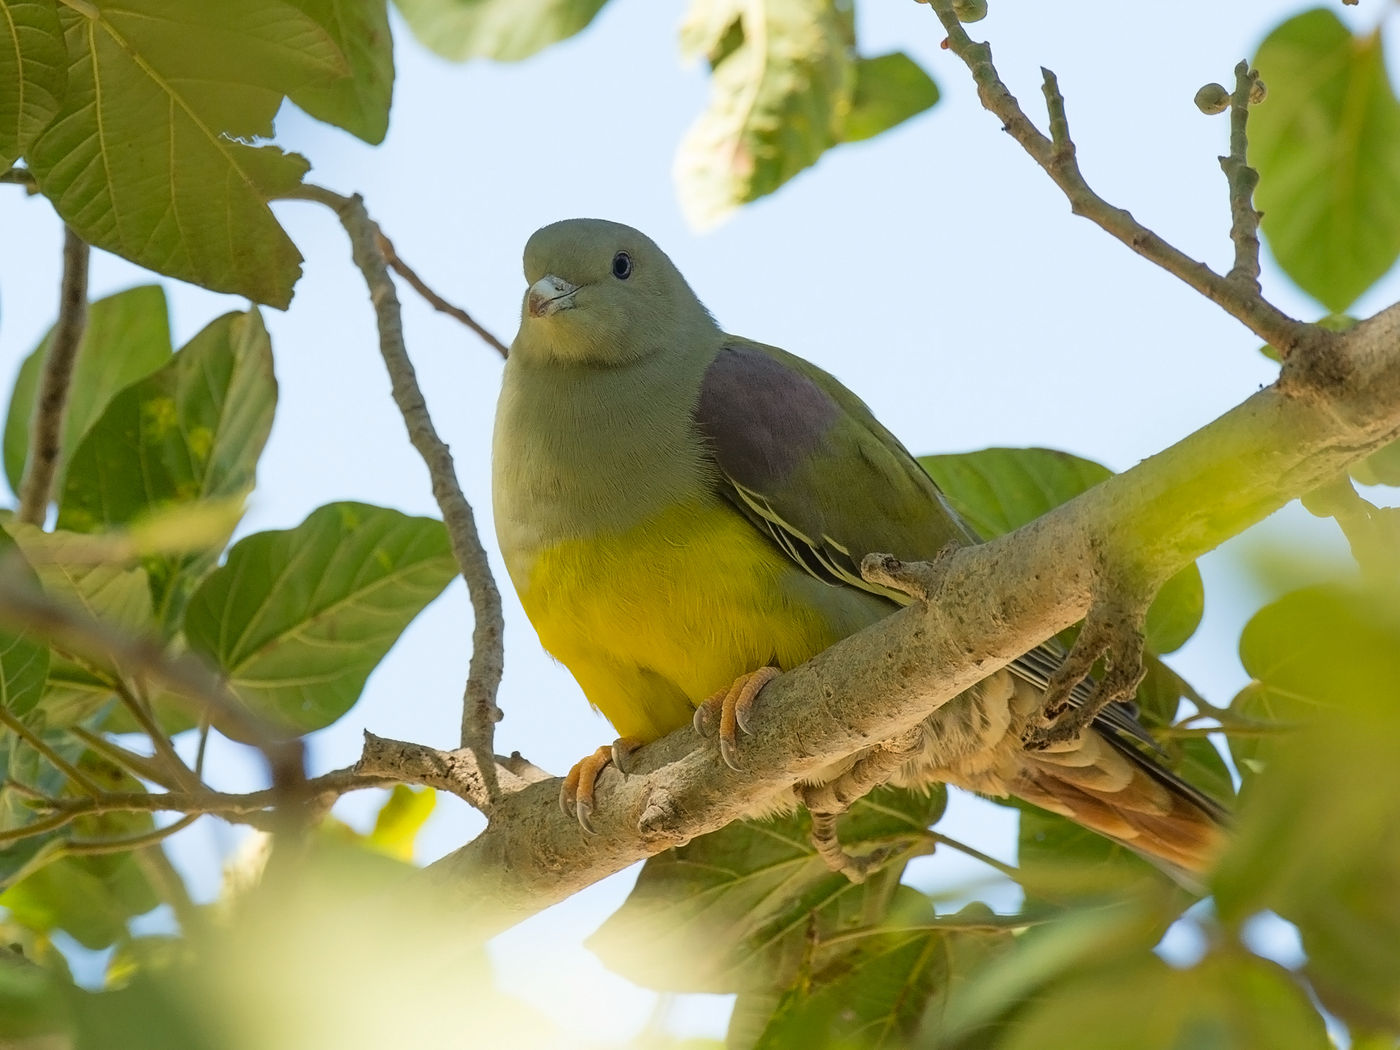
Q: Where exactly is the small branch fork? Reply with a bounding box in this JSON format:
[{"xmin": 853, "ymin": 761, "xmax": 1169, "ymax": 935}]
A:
[
  {"xmin": 925, "ymin": 1, "xmax": 1324, "ymax": 361},
  {"xmin": 287, "ymin": 185, "xmax": 506, "ymax": 800},
  {"xmin": 17, "ymin": 225, "xmax": 89, "ymax": 525},
  {"xmin": 374, "ymin": 231, "xmax": 511, "ymax": 358}
]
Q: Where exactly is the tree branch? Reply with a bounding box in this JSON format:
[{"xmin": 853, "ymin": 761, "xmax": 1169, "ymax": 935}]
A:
[
  {"xmin": 18, "ymin": 225, "xmax": 89, "ymax": 525},
  {"xmin": 374, "ymin": 230, "xmax": 511, "ymax": 358},
  {"xmin": 925, "ymin": 1, "xmax": 1321, "ymax": 359},
  {"xmin": 287, "ymin": 185, "xmax": 505, "ymax": 797},
  {"xmin": 428, "ymin": 300, "xmax": 1400, "ymax": 935},
  {"xmin": 1221, "ymin": 61, "xmax": 1264, "ymax": 292}
]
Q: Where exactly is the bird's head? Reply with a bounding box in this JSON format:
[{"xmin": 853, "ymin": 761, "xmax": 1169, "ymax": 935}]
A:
[{"xmin": 515, "ymin": 218, "xmax": 715, "ymax": 366}]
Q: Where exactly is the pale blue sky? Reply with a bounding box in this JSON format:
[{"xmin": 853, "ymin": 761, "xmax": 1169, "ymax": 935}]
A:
[{"xmin": 1, "ymin": 0, "xmax": 1394, "ymax": 1041}]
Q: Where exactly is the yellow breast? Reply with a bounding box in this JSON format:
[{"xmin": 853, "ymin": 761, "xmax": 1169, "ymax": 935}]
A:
[{"xmin": 509, "ymin": 501, "xmax": 845, "ymax": 742}]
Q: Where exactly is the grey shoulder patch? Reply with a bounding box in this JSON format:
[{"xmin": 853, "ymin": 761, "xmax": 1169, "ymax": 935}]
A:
[{"xmin": 694, "ymin": 344, "xmax": 838, "ymax": 489}]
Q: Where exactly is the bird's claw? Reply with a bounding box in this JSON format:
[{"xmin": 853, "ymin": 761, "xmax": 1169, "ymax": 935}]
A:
[
  {"xmin": 1022, "ymin": 593, "xmax": 1148, "ymax": 751},
  {"xmin": 693, "ymin": 666, "xmax": 781, "ymax": 771},
  {"xmin": 560, "ymin": 737, "xmax": 642, "ymax": 833}
]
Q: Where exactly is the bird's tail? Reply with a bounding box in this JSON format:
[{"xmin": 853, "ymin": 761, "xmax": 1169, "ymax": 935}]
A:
[{"xmin": 1015, "ymin": 728, "xmax": 1227, "ymax": 877}]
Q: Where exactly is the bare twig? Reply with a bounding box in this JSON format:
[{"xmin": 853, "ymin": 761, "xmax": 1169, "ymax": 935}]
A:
[
  {"xmin": 18, "ymin": 225, "xmax": 89, "ymax": 524},
  {"xmin": 356, "ymin": 732, "xmax": 537, "ymax": 810},
  {"xmin": 112, "ymin": 679, "xmax": 207, "ymax": 794},
  {"xmin": 925, "ymin": 2, "xmax": 1323, "ymax": 359},
  {"xmin": 70, "ymin": 725, "xmax": 185, "ymax": 791},
  {"xmin": 375, "ymin": 230, "xmax": 510, "ymax": 358},
  {"xmin": 286, "ymin": 185, "xmax": 505, "ymax": 798},
  {"xmin": 1221, "ymin": 61, "xmax": 1264, "ymax": 292}
]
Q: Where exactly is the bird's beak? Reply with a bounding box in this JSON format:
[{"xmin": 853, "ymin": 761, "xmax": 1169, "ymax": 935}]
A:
[{"xmin": 527, "ymin": 275, "xmax": 579, "ymax": 318}]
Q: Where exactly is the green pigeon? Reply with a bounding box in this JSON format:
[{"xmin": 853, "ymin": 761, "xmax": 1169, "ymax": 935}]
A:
[{"xmin": 492, "ymin": 218, "xmax": 1224, "ymax": 875}]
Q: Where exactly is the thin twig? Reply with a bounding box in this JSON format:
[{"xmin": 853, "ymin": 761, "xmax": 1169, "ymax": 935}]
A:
[
  {"xmin": 135, "ymin": 844, "xmax": 205, "ymax": 936},
  {"xmin": 0, "ymin": 809, "xmax": 81, "ymax": 844},
  {"xmin": 1221, "ymin": 61, "xmax": 1263, "ymax": 292},
  {"xmin": 63, "ymin": 813, "xmax": 201, "ymax": 856},
  {"xmin": 286, "ymin": 184, "xmax": 505, "ymax": 799},
  {"xmin": 375, "ymin": 230, "xmax": 510, "ymax": 358},
  {"xmin": 819, "ymin": 911, "xmax": 1050, "ymax": 947},
  {"xmin": 111, "ymin": 679, "xmax": 207, "ymax": 793},
  {"xmin": 356, "ymin": 731, "xmax": 537, "ymax": 810},
  {"xmin": 925, "ymin": 2, "xmax": 1322, "ymax": 359},
  {"xmin": 69, "ymin": 726, "xmax": 185, "ymax": 791},
  {"xmin": 0, "ymin": 705, "xmax": 105, "ymax": 796},
  {"xmin": 925, "ymin": 829, "xmax": 1021, "ymax": 880},
  {"xmin": 18, "ymin": 226, "xmax": 89, "ymax": 524}
]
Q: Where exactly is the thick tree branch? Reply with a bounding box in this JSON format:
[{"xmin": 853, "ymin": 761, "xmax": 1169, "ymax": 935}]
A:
[
  {"xmin": 288, "ymin": 185, "xmax": 505, "ymax": 796},
  {"xmin": 428, "ymin": 302, "xmax": 1400, "ymax": 935},
  {"xmin": 926, "ymin": 1, "xmax": 1321, "ymax": 359},
  {"xmin": 18, "ymin": 226, "xmax": 89, "ymax": 525}
]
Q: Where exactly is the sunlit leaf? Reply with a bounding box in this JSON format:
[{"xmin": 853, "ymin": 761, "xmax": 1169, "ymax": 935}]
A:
[
  {"xmin": 393, "ymin": 0, "xmax": 610, "ymax": 62},
  {"xmin": 23, "ymin": 2, "xmax": 343, "ymax": 305},
  {"xmin": 591, "ymin": 786, "xmax": 943, "ymax": 993},
  {"xmin": 1215, "ymin": 583, "xmax": 1400, "ymax": 1031},
  {"xmin": 0, "ymin": 0, "xmax": 66, "ymax": 169},
  {"xmin": 675, "ymin": 0, "xmax": 854, "ymax": 229},
  {"xmin": 838, "ymin": 52, "xmax": 938, "ymax": 144},
  {"xmin": 4, "ymin": 285, "xmax": 173, "ymax": 503},
  {"xmin": 0, "ymin": 529, "xmax": 50, "ymax": 719},
  {"xmin": 1252, "ymin": 10, "xmax": 1400, "ymax": 311},
  {"xmin": 289, "ymin": 0, "xmax": 394, "ymax": 143},
  {"xmin": 183, "ymin": 502, "xmax": 457, "ymax": 735},
  {"xmin": 57, "ymin": 309, "xmax": 274, "ymax": 628}
]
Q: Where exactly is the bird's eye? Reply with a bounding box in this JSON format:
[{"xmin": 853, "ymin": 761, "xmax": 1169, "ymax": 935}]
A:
[{"xmin": 611, "ymin": 251, "xmax": 632, "ymax": 280}]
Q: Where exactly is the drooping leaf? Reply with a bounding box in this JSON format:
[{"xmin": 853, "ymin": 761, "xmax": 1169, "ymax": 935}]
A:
[
  {"xmin": 57, "ymin": 309, "xmax": 274, "ymax": 627},
  {"xmin": 920, "ymin": 447, "xmax": 1205, "ymax": 654},
  {"xmin": 183, "ymin": 502, "xmax": 458, "ymax": 735},
  {"xmin": 393, "ymin": 0, "xmax": 610, "ymax": 62},
  {"xmin": 4, "ymin": 285, "xmax": 173, "ymax": 502},
  {"xmin": 1252, "ymin": 10, "xmax": 1400, "ymax": 311},
  {"xmin": 1, "ymin": 523, "xmax": 153, "ymax": 727},
  {"xmin": 590, "ymin": 785, "xmax": 944, "ymax": 994},
  {"xmin": 22, "ymin": 2, "xmax": 344, "ymax": 306},
  {"xmin": 0, "ymin": 0, "xmax": 67, "ymax": 169},
  {"xmin": 0, "ymin": 530, "xmax": 50, "ymax": 720},
  {"xmin": 1214, "ymin": 583, "xmax": 1400, "ymax": 1031},
  {"xmin": 289, "ymin": 0, "xmax": 394, "ymax": 143},
  {"xmin": 675, "ymin": 0, "xmax": 855, "ymax": 229},
  {"xmin": 838, "ymin": 52, "xmax": 938, "ymax": 144}
]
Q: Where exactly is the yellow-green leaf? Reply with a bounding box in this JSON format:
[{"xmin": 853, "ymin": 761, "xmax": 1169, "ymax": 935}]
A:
[
  {"xmin": 393, "ymin": 0, "xmax": 610, "ymax": 62},
  {"xmin": 1253, "ymin": 10, "xmax": 1400, "ymax": 311},
  {"xmin": 0, "ymin": 0, "xmax": 66, "ymax": 168}
]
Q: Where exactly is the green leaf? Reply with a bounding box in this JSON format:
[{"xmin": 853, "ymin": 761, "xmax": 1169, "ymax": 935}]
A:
[
  {"xmin": 288, "ymin": 0, "xmax": 394, "ymax": 144},
  {"xmin": 0, "ymin": 530, "xmax": 50, "ymax": 720},
  {"xmin": 1252, "ymin": 10, "xmax": 1400, "ymax": 312},
  {"xmin": 0, "ymin": 0, "xmax": 67, "ymax": 169},
  {"xmin": 183, "ymin": 502, "xmax": 458, "ymax": 735},
  {"xmin": 57, "ymin": 309, "xmax": 274, "ymax": 627},
  {"xmin": 920, "ymin": 447, "xmax": 1205, "ymax": 654},
  {"xmin": 1213, "ymin": 583, "xmax": 1400, "ymax": 1030},
  {"xmin": 4, "ymin": 285, "xmax": 173, "ymax": 502},
  {"xmin": 675, "ymin": 0, "xmax": 855, "ymax": 229},
  {"xmin": 0, "ymin": 754, "xmax": 159, "ymax": 950},
  {"xmin": 753, "ymin": 889, "xmax": 945, "ymax": 1050},
  {"xmin": 393, "ymin": 0, "xmax": 610, "ymax": 62},
  {"xmin": 1, "ymin": 523, "xmax": 154, "ymax": 727},
  {"xmin": 365, "ymin": 784, "xmax": 435, "ymax": 861},
  {"xmin": 998, "ymin": 952, "xmax": 1329, "ymax": 1050},
  {"xmin": 838, "ymin": 52, "xmax": 938, "ymax": 144},
  {"xmin": 22, "ymin": 2, "xmax": 345, "ymax": 306},
  {"xmin": 590, "ymin": 785, "xmax": 944, "ymax": 994}
]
